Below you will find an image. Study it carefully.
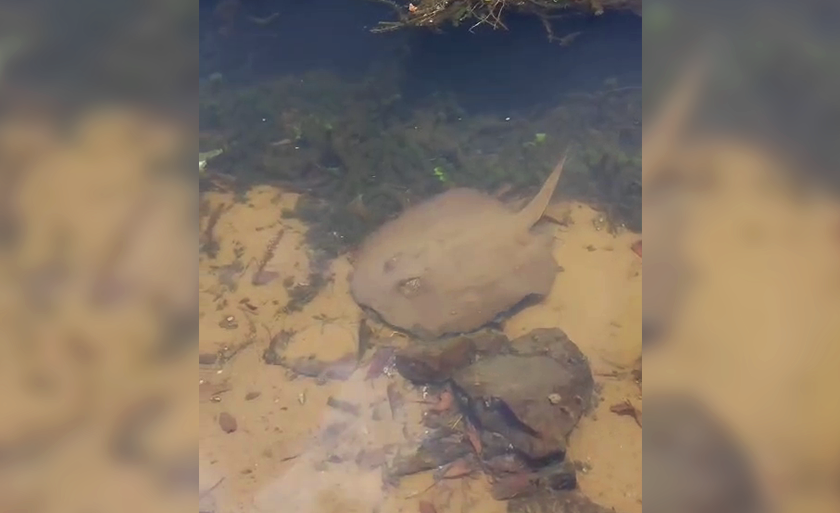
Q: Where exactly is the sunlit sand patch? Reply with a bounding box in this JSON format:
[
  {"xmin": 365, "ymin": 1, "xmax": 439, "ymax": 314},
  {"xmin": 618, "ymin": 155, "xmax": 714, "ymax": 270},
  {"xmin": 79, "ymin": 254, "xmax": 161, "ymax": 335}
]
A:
[
  {"xmin": 504, "ymin": 201, "xmax": 642, "ymax": 368},
  {"xmin": 199, "ymin": 184, "xmax": 642, "ymax": 513}
]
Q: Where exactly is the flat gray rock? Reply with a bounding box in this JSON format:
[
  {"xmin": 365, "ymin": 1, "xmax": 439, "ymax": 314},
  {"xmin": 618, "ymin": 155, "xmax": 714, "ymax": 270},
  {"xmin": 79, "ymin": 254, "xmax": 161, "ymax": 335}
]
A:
[{"xmin": 452, "ymin": 328, "xmax": 594, "ymax": 462}]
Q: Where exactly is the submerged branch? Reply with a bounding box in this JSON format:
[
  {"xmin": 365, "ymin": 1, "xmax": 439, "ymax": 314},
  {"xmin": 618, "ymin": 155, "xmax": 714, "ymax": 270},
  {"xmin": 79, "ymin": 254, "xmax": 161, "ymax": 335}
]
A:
[{"xmin": 364, "ymin": 0, "xmax": 642, "ymax": 34}]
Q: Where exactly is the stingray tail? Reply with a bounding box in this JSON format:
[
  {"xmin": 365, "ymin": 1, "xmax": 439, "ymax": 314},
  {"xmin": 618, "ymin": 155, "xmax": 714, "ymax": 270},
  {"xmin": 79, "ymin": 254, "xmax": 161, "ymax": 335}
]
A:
[{"xmin": 516, "ymin": 149, "xmax": 568, "ymax": 228}]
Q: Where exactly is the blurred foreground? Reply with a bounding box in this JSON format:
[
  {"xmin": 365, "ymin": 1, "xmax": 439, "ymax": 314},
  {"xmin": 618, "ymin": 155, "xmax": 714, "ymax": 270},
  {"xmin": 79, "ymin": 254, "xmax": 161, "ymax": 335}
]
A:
[
  {"xmin": 642, "ymin": 1, "xmax": 840, "ymax": 512},
  {"xmin": 0, "ymin": 107, "xmax": 195, "ymax": 512}
]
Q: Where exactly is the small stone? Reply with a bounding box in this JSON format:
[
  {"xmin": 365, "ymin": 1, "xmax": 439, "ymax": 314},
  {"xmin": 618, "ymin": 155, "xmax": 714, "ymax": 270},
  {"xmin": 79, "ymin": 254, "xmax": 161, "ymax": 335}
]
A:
[
  {"xmin": 218, "ymin": 412, "xmax": 237, "ymax": 433},
  {"xmin": 219, "ymin": 316, "xmax": 238, "ymax": 329},
  {"xmin": 548, "ymin": 393, "xmax": 562, "ymax": 405},
  {"xmin": 245, "ymin": 391, "xmax": 261, "ymax": 401}
]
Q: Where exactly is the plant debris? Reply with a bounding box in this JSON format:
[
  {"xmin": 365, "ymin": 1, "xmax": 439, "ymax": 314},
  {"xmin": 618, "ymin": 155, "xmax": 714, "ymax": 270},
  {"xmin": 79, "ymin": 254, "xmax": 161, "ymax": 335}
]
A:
[
  {"xmin": 357, "ymin": 318, "xmax": 374, "ymax": 360},
  {"xmin": 327, "ymin": 396, "xmax": 361, "ymax": 416},
  {"xmin": 252, "ymin": 228, "xmax": 284, "ymax": 286},
  {"xmin": 200, "ymin": 202, "xmax": 227, "ymax": 258},
  {"xmin": 365, "ymin": 346, "xmax": 396, "ymax": 380},
  {"xmin": 386, "ymin": 382, "xmax": 403, "ymax": 419},
  {"xmin": 609, "ymin": 399, "xmax": 642, "ymax": 427},
  {"xmin": 365, "ymin": 0, "xmax": 641, "ymax": 38},
  {"xmin": 199, "ymin": 63, "xmax": 641, "ymax": 257}
]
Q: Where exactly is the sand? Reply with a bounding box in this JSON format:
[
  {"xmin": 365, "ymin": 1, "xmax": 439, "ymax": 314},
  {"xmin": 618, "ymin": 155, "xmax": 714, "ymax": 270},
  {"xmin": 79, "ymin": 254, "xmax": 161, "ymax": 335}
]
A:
[{"xmin": 198, "ymin": 187, "xmax": 643, "ymax": 513}]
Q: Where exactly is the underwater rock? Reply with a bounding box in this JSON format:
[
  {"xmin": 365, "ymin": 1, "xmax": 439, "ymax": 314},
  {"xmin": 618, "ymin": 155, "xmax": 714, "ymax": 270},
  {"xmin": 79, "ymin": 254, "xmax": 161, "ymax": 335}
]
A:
[
  {"xmin": 386, "ymin": 431, "xmax": 471, "ymax": 479},
  {"xmin": 483, "ymin": 451, "xmax": 530, "ymax": 476},
  {"xmin": 390, "ymin": 328, "xmax": 510, "ymax": 384},
  {"xmin": 451, "ymin": 328, "xmax": 594, "ymax": 462},
  {"xmin": 491, "ymin": 460, "xmax": 577, "ymax": 500},
  {"xmin": 394, "ymin": 335, "xmax": 477, "ymax": 384},
  {"xmin": 387, "ymin": 328, "xmax": 598, "ymax": 505},
  {"xmin": 507, "ymin": 490, "xmax": 616, "ymax": 513},
  {"xmin": 451, "ymin": 328, "xmax": 511, "ymax": 356},
  {"xmin": 218, "ymin": 412, "xmax": 237, "ymax": 433}
]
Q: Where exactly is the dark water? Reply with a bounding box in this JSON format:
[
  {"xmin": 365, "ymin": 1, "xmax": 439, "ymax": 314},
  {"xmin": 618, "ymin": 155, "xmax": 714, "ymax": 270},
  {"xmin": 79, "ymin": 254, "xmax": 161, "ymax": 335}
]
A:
[
  {"xmin": 401, "ymin": 12, "xmax": 641, "ymax": 115},
  {"xmin": 200, "ymin": 0, "xmax": 640, "ymax": 114},
  {"xmin": 199, "ymin": 0, "xmax": 642, "ymax": 252}
]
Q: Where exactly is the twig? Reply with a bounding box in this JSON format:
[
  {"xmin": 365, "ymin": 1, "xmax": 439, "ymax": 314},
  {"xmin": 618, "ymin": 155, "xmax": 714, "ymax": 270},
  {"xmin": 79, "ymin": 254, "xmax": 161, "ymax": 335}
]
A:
[
  {"xmin": 199, "ymin": 477, "xmax": 225, "ymax": 500},
  {"xmin": 252, "ymin": 228, "xmax": 284, "ymax": 285},
  {"xmin": 470, "ymin": 0, "xmax": 508, "ymax": 32},
  {"xmin": 538, "ymin": 15, "xmax": 557, "ymax": 42},
  {"xmin": 609, "ymin": 400, "xmax": 642, "ymax": 427}
]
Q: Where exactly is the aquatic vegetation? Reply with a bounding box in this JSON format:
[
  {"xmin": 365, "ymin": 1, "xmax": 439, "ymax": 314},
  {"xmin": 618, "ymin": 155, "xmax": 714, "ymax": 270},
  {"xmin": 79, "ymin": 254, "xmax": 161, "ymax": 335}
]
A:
[
  {"xmin": 432, "ymin": 166, "xmax": 449, "ymax": 183},
  {"xmin": 523, "ymin": 133, "xmax": 548, "ymax": 147},
  {"xmin": 199, "ymin": 148, "xmax": 223, "ymax": 172},
  {"xmin": 199, "ymin": 63, "xmax": 640, "ymax": 255}
]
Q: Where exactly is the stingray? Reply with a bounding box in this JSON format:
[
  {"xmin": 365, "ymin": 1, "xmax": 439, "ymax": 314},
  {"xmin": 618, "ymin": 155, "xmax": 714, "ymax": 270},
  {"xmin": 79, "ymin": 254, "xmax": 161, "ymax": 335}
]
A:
[{"xmin": 350, "ymin": 154, "xmax": 567, "ymax": 339}]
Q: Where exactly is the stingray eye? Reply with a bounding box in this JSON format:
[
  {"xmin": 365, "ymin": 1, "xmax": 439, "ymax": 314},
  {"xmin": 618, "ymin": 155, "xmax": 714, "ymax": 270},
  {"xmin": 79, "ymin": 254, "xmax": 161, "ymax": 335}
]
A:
[{"xmin": 397, "ymin": 277, "xmax": 422, "ymax": 297}]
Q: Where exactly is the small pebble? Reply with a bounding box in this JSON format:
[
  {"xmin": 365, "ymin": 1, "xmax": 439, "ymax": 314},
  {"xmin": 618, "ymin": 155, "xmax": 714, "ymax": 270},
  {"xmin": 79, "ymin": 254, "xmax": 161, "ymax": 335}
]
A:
[
  {"xmin": 218, "ymin": 412, "xmax": 237, "ymax": 433},
  {"xmin": 245, "ymin": 391, "xmax": 261, "ymax": 401},
  {"xmin": 219, "ymin": 316, "xmax": 238, "ymax": 330},
  {"xmin": 547, "ymin": 393, "xmax": 562, "ymax": 405}
]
